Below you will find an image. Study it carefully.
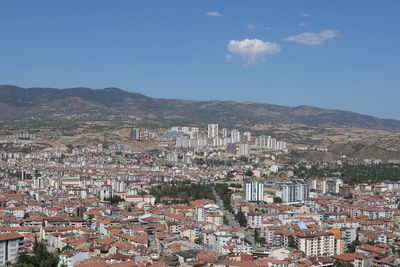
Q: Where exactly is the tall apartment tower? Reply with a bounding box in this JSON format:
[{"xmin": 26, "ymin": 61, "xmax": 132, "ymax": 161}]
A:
[
  {"xmin": 231, "ymin": 130, "xmax": 241, "ymax": 143},
  {"xmin": 242, "ymin": 131, "xmax": 251, "ymax": 143},
  {"xmin": 221, "ymin": 128, "xmax": 228, "ymax": 138},
  {"xmin": 208, "ymin": 124, "xmax": 219, "ymax": 138},
  {"xmin": 282, "ymin": 183, "xmax": 310, "ymax": 203},
  {"xmin": 131, "ymin": 128, "xmax": 141, "ymax": 141},
  {"xmin": 245, "ymin": 181, "xmax": 264, "ymax": 202}
]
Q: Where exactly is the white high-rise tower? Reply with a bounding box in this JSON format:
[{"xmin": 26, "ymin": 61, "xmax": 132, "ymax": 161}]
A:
[{"xmin": 208, "ymin": 124, "xmax": 219, "ymax": 138}]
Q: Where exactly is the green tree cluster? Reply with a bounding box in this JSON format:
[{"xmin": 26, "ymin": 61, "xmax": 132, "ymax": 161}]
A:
[
  {"xmin": 150, "ymin": 181, "xmax": 215, "ymax": 203},
  {"xmin": 214, "ymin": 184, "xmax": 233, "ymax": 212},
  {"xmin": 15, "ymin": 242, "xmax": 60, "ymax": 267},
  {"xmin": 245, "ymin": 170, "xmax": 254, "ymax": 177},
  {"xmin": 254, "ymin": 229, "xmax": 266, "ymax": 245},
  {"xmin": 104, "ymin": 195, "xmax": 125, "ymax": 205},
  {"xmin": 295, "ymin": 163, "xmax": 400, "ymax": 185},
  {"xmin": 333, "ymin": 261, "xmax": 353, "ymax": 267},
  {"xmin": 236, "ymin": 210, "xmax": 247, "ymax": 227},
  {"xmin": 288, "ymin": 235, "xmax": 298, "ymax": 249},
  {"xmin": 347, "ymin": 237, "xmax": 361, "ymax": 253}
]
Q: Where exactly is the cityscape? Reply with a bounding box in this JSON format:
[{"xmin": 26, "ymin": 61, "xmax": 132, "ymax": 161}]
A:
[
  {"xmin": 1, "ymin": 1, "xmax": 400, "ymax": 267},
  {"xmin": 0, "ymin": 121, "xmax": 400, "ymax": 267}
]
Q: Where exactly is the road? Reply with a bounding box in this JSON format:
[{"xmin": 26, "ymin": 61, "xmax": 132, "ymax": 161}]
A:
[{"xmin": 212, "ymin": 187, "xmax": 257, "ymax": 248}]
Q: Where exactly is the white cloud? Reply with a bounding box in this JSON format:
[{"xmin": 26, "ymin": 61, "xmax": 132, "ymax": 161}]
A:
[
  {"xmin": 298, "ymin": 22, "xmax": 307, "ymax": 27},
  {"xmin": 265, "ymin": 26, "xmax": 273, "ymax": 30},
  {"xmin": 301, "ymin": 13, "xmax": 310, "ymax": 17},
  {"xmin": 206, "ymin": 11, "xmax": 222, "ymax": 17},
  {"xmin": 284, "ymin": 29, "xmax": 340, "ymax": 45},
  {"xmin": 227, "ymin": 38, "xmax": 281, "ymax": 66},
  {"xmin": 247, "ymin": 24, "xmax": 256, "ymax": 29}
]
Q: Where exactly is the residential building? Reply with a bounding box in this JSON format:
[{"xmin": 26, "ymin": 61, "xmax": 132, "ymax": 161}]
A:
[
  {"xmin": 0, "ymin": 232, "xmax": 24, "ymax": 266},
  {"xmin": 281, "ymin": 183, "xmax": 309, "ymax": 203},
  {"xmin": 297, "ymin": 232, "xmax": 335, "ymax": 257},
  {"xmin": 245, "ymin": 181, "xmax": 264, "ymax": 202},
  {"xmin": 208, "ymin": 124, "xmax": 219, "ymax": 138}
]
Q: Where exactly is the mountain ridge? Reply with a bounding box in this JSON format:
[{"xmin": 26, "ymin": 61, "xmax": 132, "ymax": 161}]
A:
[{"xmin": 1, "ymin": 84, "xmax": 400, "ymax": 132}]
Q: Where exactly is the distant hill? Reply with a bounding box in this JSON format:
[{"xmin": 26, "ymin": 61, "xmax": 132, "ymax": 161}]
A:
[{"xmin": 1, "ymin": 85, "xmax": 400, "ymax": 132}]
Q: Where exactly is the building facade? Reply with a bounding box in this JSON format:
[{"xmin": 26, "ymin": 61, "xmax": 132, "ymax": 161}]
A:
[
  {"xmin": 245, "ymin": 182, "xmax": 264, "ymax": 202},
  {"xmin": 0, "ymin": 232, "xmax": 24, "ymax": 266},
  {"xmin": 207, "ymin": 124, "xmax": 219, "ymax": 138},
  {"xmin": 281, "ymin": 183, "xmax": 310, "ymax": 203}
]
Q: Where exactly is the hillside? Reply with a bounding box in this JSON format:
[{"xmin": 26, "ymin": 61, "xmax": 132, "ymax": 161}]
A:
[{"xmin": 1, "ymin": 85, "xmax": 400, "ymax": 132}]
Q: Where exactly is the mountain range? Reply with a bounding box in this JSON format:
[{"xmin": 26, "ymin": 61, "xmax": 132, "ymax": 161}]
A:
[{"xmin": 1, "ymin": 85, "xmax": 400, "ymax": 132}]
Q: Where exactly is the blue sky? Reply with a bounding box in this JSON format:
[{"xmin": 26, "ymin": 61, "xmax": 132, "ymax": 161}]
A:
[{"xmin": 0, "ymin": 0, "xmax": 399, "ymax": 119}]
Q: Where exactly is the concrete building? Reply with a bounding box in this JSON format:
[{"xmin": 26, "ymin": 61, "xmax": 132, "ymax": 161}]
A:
[
  {"xmin": 221, "ymin": 128, "xmax": 228, "ymax": 138},
  {"xmin": 0, "ymin": 232, "xmax": 24, "ymax": 266},
  {"xmin": 231, "ymin": 130, "xmax": 241, "ymax": 143},
  {"xmin": 297, "ymin": 232, "xmax": 335, "ymax": 257},
  {"xmin": 245, "ymin": 181, "xmax": 264, "ymax": 202},
  {"xmin": 311, "ymin": 177, "xmax": 343, "ymax": 195},
  {"xmin": 255, "ymin": 136, "xmax": 287, "ymax": 150},
  {"xmin": 281, "ymin": 183, "xmax": 309, "ymax": 203},
  {"xmin": 208, "ymin": 124, "xmax": 219, "ymax": 138},
  {"xmin": 242, "ymin": 131, "xmax": 251, "ymax": 143},
  {"xmin": 131, "ymin": 128, "xmax": 141, "ymax": 141},
  {"xmin": 238, "ymin": 143, "xmax": 249, "ymax": 156}
]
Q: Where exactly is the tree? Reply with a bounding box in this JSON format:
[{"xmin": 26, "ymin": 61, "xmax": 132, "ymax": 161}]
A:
[
  {"xmin": 15, "ymin": 241, "xmax": 59, "ymax": 267},
  {"xmin": 238, "ymin": 156, "xmax": 248, "ymax": 163},
  {"xmin": 333, "ymin": 261, "xmax": 353, "ymax": 267},
  {"xmin": 61, "ymin": 244, "xmax": 74, "ymax": 252},
  {"xmin": 273, "ymin": 196, "xmax": 282, "ymax": 203},
  {"xmin": 254, "ymin": 229, "xmax": 259, "ymax": 240},
  {"xmin": 254, "ymin": 229, "xmax": 266, "ymax": 245},
  {"xmin": 214, "ymin": 184, "xmax": 233, "ymax": 211},
  {"xmin": 87, "ymin": 214, "xmax": 95, "ymax": 228},
  {"xmin": 347, "ymin": 237, "xmax": 361, "ymax": 253},
  {"xmin": 223, "ymin": 215, "xmax": 229, "ymax": 225},
  {"xmin": 344, "ymin": 194, "xmax": 353, "ymax": 199},
  {"xmin": 151, "ymin": 181, "xmax": 215, "ymax": 203},
  {"xmin": 226, "ymin": 171, "xmax": 235, "ymax": 178},
  {"xmin": 236, "ymin": 210, "xmax": 247, "ymax": 227},
  {"xmin": 288, "ymin": 236, "xmax": 298, "ymax": 249},
  {"xmin": 245, "ymin": 170, "xmax": 254, "ymax": 177},
  {"xmin": 104, "ymin": 195, "xmax": 125, "ymax": 205}
]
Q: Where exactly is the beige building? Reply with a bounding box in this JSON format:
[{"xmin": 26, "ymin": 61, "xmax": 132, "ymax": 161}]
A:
[{"xmin": 297, "ymin": 232, "xmax": 335, "ymax": 257}]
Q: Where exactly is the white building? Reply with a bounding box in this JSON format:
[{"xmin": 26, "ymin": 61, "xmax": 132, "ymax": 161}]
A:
[
  {"xmin": 311, "ymin": 178, "xmax": 343, "ymax": 195},
  {"xmin": 221, "ymin": 128, "xmax": 228, "ymax": 138},
  {"xmin": 231, "ymin": 130, "xmax": 241, "ymax": 143},
  {"xmin": 176, "ymin": 137, "xmax": 207, "ymax": 149},
  {"xmin": 297, "ymin": 232, "xmax": 335, "ymax": 257},
  {"xmin": 238, "ymin": 143, "xmax": 249, "ymax": 156},
  {"xmin": 131, "ymin": 128, "xmax": 140, "ymax": 141},
  {"xmin": 212, "ymin": 138, "xmax": 224, "ymax": 147},
  {"xmin": 247, "ymin": 213, "xmax": 262, "ymax": 229},
  {"xmin": 208, "ymin": 124, "xmax": 219, "ymax": 138},
  {"xmin": 242, "ymin": 131, "xmax": 251, "ymax": 143},
  {"xmin": 245, "ymin": 181, "xmax": 264, "ymax": 202},
  {"xmin": 167, "ymin": 152, "xmax": 178, "ymax": 162},
  {"xmin": 255, "ymin": 136, "xmax": 287, "ymax": 150},
  {"xmin": 0, "ymin": 232, "xmax": 24, "ymax": 266},
  {"xmin": 276, "ymin": 141, "xmax": 287, "ymax": 150},
  {"xmin": 281, "ymin": 183, "xmax": 309, "ymax": 203}
]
